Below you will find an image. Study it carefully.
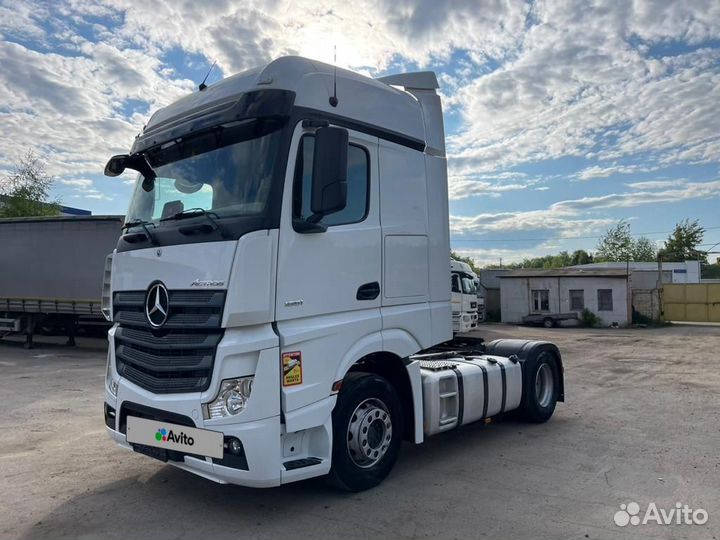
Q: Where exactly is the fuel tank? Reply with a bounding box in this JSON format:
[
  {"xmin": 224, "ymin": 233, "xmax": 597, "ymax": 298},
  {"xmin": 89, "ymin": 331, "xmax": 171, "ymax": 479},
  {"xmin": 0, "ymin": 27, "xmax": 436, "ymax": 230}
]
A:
[{"xmin": 416, "ymin": 354, "xmax": 523, "ymax": 436}]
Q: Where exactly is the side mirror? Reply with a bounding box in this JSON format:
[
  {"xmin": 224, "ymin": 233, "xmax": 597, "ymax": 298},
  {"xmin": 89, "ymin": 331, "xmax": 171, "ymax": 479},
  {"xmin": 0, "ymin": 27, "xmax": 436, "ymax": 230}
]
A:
[
  {"xmin": 104, "ymin": 155, "xmax": 128, "ymax": 177},
  {"xmin": 104, "ymin": 153, "xmax": 157, "ymax": 192},
  {"xmin": 310, "ymin": 127, "xmax": 348, "ymax": 217}
]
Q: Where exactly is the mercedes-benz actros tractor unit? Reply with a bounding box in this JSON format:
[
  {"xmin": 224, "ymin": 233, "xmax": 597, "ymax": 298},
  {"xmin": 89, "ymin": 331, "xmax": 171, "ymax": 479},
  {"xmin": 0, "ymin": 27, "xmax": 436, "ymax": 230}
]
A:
[
  {"xmin": 102, "ymin": 56, "xmax": 564, "ymax": 491},
  {"xmin": 450, "ymin": 259, "xmax": 479, "ymax": 333}
]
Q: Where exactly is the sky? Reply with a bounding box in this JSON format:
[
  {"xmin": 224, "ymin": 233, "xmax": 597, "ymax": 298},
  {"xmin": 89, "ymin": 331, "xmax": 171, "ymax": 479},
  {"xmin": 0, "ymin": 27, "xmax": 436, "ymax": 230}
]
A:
[{"xmin": 0, "ymin": 0, "xmax": 719, "ymax": 266}]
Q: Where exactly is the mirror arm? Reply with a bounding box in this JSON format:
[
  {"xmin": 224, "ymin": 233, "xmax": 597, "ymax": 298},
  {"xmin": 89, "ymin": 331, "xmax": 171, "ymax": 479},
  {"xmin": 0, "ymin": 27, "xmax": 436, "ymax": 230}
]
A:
[{"xmin": 293, "ymin": 218, "xmax": 327, "ymax": 234}]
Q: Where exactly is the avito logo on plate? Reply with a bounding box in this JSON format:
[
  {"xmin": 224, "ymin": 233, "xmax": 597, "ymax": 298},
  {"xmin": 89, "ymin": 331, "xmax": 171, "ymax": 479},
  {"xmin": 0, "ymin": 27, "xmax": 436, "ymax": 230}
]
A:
[{"xmin": 155, "ymin": 427, "xmax": 194, "ymax": 446}]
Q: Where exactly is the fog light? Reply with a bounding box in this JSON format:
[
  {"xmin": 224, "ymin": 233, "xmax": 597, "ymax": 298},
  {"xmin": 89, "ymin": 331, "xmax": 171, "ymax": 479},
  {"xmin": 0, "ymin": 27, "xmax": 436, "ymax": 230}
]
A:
[
  {"xmin": 227, "ymin": 437, "xmax": 243, "ymax": 455},
  {"xmin": 205, "ymin": 377, "xmax": 254, "ymax": 419}
]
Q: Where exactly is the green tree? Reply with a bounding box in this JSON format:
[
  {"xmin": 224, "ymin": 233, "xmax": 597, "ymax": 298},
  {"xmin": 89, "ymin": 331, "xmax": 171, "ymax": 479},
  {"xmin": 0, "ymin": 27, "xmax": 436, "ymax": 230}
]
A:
[
  {"xmin": 450, "ymin": 251, "xmax": 480, "ymax": 274},
  {"xmin": 632, "ymin": 236, "xmax": 657, "ymax": 261},
  {"xmin": 661, "ymin": 219, "xmax": 706, "ymax": 262},
  {"xmin": 0, "ymin": 151, "xmax": 61, "ymax": 218},
  {"xmin": 595, "ymin": 220, "xmax": 634, "ymax": 262},
  {"xmin": 570, "ymin": 249, "xmax": 593, "ymax": 265}
]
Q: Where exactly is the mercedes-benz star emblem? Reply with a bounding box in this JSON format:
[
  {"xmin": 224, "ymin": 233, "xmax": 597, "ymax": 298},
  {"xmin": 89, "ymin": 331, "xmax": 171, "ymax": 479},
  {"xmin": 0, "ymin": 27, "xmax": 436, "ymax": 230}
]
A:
[{"xmin": 145, "ymin": 282, "xmax": 169, "ymax": 328}]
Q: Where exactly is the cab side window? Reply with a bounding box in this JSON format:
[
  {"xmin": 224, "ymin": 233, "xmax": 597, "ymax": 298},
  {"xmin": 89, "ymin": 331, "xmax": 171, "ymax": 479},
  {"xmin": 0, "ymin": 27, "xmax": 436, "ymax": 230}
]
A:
[
  {"xmin": 293, "ymin": 135, "xmax": 370, "ymax": 226},
  {"xmin": 451, "ymin": 274, "xmax": 461, "ymax": 293}
]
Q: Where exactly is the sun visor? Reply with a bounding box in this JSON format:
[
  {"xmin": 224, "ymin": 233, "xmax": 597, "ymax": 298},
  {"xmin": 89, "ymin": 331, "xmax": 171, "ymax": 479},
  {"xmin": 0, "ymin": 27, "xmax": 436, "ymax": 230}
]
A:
[{"xmin": 131, "ymin": 89, "xmax": 295, "ymax": 154}]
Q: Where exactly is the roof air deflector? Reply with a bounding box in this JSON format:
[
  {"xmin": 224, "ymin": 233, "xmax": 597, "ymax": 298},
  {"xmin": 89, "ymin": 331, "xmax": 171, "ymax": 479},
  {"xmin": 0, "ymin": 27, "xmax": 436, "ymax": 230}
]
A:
[{"xmin": 376, "ymin": 71, "xmax": 439, "ymax": 91}]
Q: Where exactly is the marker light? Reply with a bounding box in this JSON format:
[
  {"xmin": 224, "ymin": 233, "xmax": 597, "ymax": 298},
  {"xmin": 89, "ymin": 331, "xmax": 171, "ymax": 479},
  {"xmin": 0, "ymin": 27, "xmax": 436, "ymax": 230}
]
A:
[{"xmin": 106, "ymin": 356, "xmax": 118, "ymax": 397}]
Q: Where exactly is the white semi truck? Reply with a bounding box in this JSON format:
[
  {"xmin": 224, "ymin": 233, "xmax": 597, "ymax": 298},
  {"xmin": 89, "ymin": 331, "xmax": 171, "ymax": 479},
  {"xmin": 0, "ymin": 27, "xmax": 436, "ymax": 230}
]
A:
[
  {"xmin": 102, "ymin": 56, "xmax": 564, "ymax": 491},
  {"xmin": 450, "ymin": 259, "xmax": 479, "ymax": 333}
]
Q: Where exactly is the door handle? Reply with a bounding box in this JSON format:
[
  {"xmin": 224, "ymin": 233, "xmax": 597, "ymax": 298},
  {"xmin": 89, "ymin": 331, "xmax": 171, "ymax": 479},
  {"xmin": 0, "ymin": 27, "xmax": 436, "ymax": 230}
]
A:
[{"xmin": 356, "ymin": 282, "xmax": 380, "ymax": 300}]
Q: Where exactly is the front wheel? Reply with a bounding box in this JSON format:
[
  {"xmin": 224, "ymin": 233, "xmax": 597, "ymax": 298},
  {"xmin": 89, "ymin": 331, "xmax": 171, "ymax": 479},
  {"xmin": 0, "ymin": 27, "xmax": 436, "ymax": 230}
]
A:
[
  {"xmin": 543, "ymin": 317, "xmax": 555, "ymax": 328},
  {"xmin": 517, "ymin": 351, "xmax": 559, "ymax": 423},
  {"xmin": 328, "ymin": 372, "xmax": 403, "ymax": 491}
]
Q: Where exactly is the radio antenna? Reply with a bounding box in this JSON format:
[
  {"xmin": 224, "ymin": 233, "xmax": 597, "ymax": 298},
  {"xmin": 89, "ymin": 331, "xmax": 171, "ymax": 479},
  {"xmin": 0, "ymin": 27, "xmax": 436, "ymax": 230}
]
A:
[
  {"xmin": 198, "ymin": 60, "xmax": 217, "ymax": 91},
  {"xmin": 329, "ymin": 46, "xmax": 338, "ymax": 107}
]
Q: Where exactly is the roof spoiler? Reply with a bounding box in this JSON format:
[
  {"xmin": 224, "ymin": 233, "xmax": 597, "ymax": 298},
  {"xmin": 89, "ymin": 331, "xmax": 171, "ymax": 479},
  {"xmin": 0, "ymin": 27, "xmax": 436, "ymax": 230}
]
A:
[
  {"xmin": 376, "ymin": 71, "xmax": 444, "ymax": 157},
  {"xmin": 376, "ymin": 71, "xmax": 439, "ymax": 91}
]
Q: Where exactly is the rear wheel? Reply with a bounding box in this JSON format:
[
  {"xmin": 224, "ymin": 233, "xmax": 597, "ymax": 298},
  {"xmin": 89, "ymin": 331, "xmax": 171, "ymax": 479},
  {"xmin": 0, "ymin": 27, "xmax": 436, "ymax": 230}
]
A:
[
  {"xmin": 328, "ymin": 372, "xmax": 403, "ymax": 491},
  {"xmin": 518, "ymin": 351, "xmax": 559, "ymax": 422},
  {"xmin": 543, "ymin": 317, "xmax": 555, "ymax": 328}
]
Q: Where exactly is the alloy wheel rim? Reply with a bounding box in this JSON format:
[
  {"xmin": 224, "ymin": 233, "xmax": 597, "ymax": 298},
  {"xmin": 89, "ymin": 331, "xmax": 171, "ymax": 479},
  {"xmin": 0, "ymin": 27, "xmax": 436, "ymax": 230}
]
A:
[
  {"xmin": 535, "ymin": 362, "xmax": 554, "ymax": 408},
  {"xmin": 346, "ymin": 398, "xmax": 392, "ymax": 468}
]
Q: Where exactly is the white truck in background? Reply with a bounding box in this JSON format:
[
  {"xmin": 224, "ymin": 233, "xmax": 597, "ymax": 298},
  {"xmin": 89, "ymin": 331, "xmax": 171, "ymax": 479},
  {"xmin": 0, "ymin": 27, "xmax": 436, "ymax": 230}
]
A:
[
  {"xmin": 102, "ymin": 56, "xmax": 564, "ymax": 491},
  {"xmin": 450, "ymin": 259, "xmax": 479, "ymax": 333}
]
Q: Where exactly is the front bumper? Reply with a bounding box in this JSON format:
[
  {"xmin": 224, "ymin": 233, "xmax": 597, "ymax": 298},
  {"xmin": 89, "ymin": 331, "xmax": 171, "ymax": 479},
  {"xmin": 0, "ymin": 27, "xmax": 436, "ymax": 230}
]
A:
[
  {"xmin": 105, "ymin": 409, "xmax": 282, "ymax": 488},
  {"xmin": 105, "ymin": 323, "xmax": 287, "ymax": 487}
]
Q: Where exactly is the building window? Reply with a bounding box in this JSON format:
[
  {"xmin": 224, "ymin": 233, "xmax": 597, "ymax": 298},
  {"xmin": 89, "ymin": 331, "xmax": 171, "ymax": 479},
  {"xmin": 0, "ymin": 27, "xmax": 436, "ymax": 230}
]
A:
[
  {"xmin": 597, "ymin": 289, "xmax": 613, "ymax": 311},
  {"xmin": 293, "ymin": 135, "xmax": 370, "ymax": 226},
  {"xmin": 569, "ymin": 289, "xmax": 584, "ymax": 311},
  {"xmin": 532, "ymin": 289, "xmax": 550, "ymax": 312}
]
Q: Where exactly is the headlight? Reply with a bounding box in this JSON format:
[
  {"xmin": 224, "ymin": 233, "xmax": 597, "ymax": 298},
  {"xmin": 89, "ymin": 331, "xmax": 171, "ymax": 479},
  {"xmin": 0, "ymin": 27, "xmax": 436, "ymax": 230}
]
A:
[
  {"xmin": 205, "ymin": 377, "xmax": 254, "ymax": 419},
  {"xmin": 106, "ymin": 357, "xmax": 118, "ymax": 397}
]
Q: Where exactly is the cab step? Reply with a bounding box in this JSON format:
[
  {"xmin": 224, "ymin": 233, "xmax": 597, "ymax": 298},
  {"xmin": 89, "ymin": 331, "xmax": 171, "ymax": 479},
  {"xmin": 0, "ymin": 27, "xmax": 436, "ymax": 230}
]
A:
[{"xmin": 283, "ymin": 457, "xmax": 323, "ymax": 470}]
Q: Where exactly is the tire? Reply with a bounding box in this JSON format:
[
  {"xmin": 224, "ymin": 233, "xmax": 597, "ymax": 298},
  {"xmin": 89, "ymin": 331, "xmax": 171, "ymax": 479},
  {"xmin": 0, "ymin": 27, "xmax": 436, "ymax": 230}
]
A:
[
  {"xmin": 327, "ymin": 372, "xmax": 403, "ymax": 491},
  {"xmin": 542, "ymin": 317, "xmax": 554, "ymax": 328},
  {"xmin": 518, "ymin": 351, "xmax": 559, "ymax": 423}
]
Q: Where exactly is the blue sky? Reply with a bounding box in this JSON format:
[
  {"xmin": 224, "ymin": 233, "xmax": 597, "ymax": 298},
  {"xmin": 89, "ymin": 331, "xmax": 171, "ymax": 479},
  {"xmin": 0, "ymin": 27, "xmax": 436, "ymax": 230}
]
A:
[{"xmin": 0, "ymin": 0, "xmax": 719, "ymax": 265}]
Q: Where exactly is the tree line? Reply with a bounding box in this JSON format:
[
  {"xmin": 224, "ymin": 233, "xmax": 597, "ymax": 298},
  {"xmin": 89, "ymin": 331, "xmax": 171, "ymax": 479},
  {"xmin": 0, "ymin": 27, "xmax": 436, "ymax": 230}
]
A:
[{"xmin": 463, "ymin": 219, "xmax": 713, "ymax": 271}]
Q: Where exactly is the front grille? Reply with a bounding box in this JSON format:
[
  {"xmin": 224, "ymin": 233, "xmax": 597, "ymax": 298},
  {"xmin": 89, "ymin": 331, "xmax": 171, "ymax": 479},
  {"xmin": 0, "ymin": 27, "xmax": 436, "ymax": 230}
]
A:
[
  {"xmin": 113, "ymin": 289, "xmax": 225, "ymax": 394},
  {"xmin": 114, "ymin": 290, "xmax": 225, "ymax": 329}
]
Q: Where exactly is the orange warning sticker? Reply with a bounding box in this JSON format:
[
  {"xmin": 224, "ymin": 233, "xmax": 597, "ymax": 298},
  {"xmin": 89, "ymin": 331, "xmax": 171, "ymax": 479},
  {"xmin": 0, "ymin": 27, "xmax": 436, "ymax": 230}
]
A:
[{"xmin": 282, "ymin": 351, "xmax": 302, "ymax": 386}]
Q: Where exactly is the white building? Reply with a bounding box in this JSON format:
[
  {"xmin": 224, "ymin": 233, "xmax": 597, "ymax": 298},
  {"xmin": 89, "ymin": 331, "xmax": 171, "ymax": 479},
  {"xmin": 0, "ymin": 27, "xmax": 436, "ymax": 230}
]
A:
[
  {"xmin": 571, "ymin": 261, "xmax": 700, "ymax": 283},
  {"xmin": 499, "ymin": 268, "xmax": 629, "ymax": 327}
]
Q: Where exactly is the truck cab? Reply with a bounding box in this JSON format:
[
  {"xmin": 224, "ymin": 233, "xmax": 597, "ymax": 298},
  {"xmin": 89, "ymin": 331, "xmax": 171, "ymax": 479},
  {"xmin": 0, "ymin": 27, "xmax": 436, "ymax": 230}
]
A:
[
  {"xmin": 103, "ymin": 56, "xmax": 563, "ymax": 491},
  {"xmin": 450, "ymin": 259, "xmax": 478, "ymax": 333}
]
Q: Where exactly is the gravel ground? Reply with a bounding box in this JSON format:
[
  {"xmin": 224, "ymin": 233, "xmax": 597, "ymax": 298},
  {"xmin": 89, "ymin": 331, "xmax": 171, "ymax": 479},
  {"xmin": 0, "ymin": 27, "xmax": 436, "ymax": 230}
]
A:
[{"xmin": 1, "ymin": 324, "xmax": 719, "ymax": 540}]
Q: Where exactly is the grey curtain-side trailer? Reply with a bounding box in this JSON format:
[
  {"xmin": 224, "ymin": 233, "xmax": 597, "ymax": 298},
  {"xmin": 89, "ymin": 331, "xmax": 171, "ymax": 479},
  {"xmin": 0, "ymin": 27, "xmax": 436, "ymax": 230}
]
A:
[{"xmin": 0, "ymin": 215, "xmax": 122, "ymax": 347}]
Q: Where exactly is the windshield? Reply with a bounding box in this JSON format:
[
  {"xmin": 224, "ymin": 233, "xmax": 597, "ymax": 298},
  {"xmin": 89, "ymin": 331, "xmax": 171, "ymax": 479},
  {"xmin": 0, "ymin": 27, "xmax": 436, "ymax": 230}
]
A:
[
  {"xmin": 461, "ymin": 277, "xmax": 477, "ymax": 294},
  {"xmin": 125, "ymin": 126, "xmax": 282, "ymax": 224}
]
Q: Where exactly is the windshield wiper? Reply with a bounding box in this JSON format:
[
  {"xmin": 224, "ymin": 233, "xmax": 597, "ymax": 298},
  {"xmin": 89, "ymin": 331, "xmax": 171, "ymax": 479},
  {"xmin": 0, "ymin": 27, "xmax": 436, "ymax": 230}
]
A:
[
  {"xmin": 121, "ymin": 219, "xmax": 158, "ymax": 245},
  {"xmin": 160, "ymin": 208, "xmax": 229, "ymax": 238}
]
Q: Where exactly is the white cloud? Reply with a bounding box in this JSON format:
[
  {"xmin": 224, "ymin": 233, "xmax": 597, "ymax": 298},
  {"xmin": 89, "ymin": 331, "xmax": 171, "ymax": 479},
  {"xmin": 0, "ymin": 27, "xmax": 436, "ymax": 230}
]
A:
[
  {"xmin": 0, "ymin": 36, "xmax": 194, "ymax": 178},
  {"xmin": 449, "ymin": 176, "xmax": 532, "ymax": 200},
  {"xmin": 450, "ymin": 177, "xmax": 720, "ymax": 242},
  {"xmin": 552, "ymin": 179, "xmax": 720, "ymax": 212},
  {"xmin": 575, "ymin": 163, "xmax": 656, "ymax": 181},
  {"xmin": 447, "ymin": 1, "xmax": 720, "ymax": 182},
  {"xmin": 0, "ymin": 0, "xmax": 717, "ymax": 254},
  {"xmin": 626, "ymin": 179, "xmax": 686, "ymax": 190},
  {"xmin": 59, "ymin": 178, "xmax": 93, "ymax": 188}
]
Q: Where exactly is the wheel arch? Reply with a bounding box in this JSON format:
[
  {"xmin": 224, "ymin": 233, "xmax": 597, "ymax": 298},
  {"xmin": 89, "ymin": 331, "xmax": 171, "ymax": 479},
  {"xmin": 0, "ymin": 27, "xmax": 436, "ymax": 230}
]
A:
[
  {"xmin": 484, "ymin": 339, "xmax": 565, "ymax": 402},
  {"xmin": 345, "ymin": 351, "xmax": 418, "ymax": 443}
]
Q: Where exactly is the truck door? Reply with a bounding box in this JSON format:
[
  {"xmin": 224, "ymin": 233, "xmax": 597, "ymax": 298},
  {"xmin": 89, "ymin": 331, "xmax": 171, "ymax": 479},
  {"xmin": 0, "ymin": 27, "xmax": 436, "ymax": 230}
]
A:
[{"xmin": 275, "ymin": 124, "xmax": 381, "ymax": 413}]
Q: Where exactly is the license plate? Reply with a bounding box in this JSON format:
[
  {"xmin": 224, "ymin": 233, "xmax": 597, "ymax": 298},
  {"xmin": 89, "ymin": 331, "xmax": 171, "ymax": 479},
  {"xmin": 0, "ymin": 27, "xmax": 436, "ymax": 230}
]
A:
[
  {"xmin": 133, "ymin": 443, "xmax": 168, "ymax": 462},
  {"xmin": 126, "ymin": 416, "xmax": 224, "ymax": 459}
]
